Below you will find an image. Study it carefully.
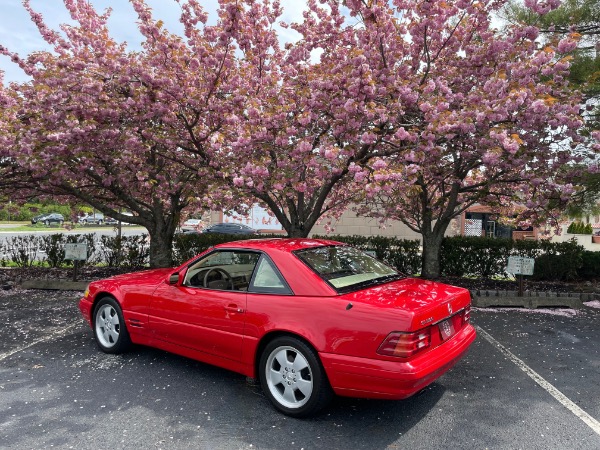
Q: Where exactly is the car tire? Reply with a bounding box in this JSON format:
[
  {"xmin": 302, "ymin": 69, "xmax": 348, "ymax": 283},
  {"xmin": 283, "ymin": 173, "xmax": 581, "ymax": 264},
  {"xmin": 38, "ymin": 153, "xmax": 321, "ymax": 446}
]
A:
[
  {"xmin": 259, "ymin": 336, "xmax": 332, "ymax": 418},
  {"xmin": 92, "ymin": 297, "xmax": 131, "ymax": 354},
  {"xmin": 44, "ymin": 220, "xmax": 49, "ymax": 226}
]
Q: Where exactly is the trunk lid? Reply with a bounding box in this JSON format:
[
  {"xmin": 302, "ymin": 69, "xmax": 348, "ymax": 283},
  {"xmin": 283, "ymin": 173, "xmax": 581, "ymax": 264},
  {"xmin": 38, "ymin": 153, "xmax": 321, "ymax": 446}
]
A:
[{"xmin": 339, "ymin": 277, "xmax": 471, "ymax": 330}]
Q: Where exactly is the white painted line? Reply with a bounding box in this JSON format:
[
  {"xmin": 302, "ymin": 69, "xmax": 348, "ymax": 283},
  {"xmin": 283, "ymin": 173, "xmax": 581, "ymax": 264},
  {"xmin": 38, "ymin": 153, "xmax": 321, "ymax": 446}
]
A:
[
  {"xmin": 0, "ymin": 322, "xmax": 81, "ymax": 362},
  {"xmin": 475, "ymin": 325, "xmax": 600, "ymax": 436}
]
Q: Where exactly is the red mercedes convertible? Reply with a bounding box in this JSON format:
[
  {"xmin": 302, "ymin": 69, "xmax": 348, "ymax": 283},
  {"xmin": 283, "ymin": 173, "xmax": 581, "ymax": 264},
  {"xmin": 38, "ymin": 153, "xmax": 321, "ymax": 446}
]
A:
[{"xmin": 79, "ymin": 238, "xmax": 476, "ymax": 417}]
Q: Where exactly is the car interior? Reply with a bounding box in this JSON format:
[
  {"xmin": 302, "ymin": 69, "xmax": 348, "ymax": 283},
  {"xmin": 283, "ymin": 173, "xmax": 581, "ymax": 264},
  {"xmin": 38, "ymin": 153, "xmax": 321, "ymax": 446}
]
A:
[{"xmin": 182, "ymin": 250, "xmax": 290, "ymax": 294}]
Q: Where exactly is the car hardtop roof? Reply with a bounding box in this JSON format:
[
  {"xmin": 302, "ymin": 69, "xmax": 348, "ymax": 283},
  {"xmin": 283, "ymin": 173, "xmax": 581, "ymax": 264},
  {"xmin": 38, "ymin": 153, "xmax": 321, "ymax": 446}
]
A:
[{"xmin": 213, "ymin": 237, "xmax": 344, "ymax": 253}]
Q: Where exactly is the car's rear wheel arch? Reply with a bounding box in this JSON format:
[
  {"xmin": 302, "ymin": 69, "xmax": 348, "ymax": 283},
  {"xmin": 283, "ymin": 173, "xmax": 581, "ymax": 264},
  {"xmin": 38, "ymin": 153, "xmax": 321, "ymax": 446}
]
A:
[
  {"xmin": 256, "ymin": 331, "xmax": 333, "ymax": 417},
  {"xmin": 254, "ymin": 331, "xmax": 323, "ymax": 380}
]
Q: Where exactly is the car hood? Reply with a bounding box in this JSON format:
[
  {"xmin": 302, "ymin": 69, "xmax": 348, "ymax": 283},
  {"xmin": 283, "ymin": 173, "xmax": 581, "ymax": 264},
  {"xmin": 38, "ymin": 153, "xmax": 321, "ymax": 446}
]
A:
[
  {"xmin": 339, "ymin": 277, "xmax": 471, "ymax": 328},
  {"xmin": 93, "ymin": 268, "xmax": 174, "ymax": 287}
]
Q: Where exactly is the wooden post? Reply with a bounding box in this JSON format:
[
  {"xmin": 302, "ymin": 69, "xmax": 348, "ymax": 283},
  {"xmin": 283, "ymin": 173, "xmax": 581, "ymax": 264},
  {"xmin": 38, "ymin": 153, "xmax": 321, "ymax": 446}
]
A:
[{"xmin": 518, "ymin": 274, "xmax": 524, "ymax": 297}]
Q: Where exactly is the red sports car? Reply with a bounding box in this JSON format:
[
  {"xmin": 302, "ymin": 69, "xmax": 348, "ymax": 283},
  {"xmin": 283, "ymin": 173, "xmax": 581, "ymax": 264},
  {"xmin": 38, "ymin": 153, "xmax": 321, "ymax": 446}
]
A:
[{"xmin": 79, "ymin": 238, "xmax": 476, "ymax": 417}]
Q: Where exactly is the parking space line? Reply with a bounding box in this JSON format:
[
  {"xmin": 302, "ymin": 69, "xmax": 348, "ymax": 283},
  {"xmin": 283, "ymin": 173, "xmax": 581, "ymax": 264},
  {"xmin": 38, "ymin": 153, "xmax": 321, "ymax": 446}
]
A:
[
  {"xmin": 475, "ymin": 325, "xmax": 600, "ymax": 436},
  {"xmin": 0, "ymin": 322, "xmax": 81, "ymax": 362}
]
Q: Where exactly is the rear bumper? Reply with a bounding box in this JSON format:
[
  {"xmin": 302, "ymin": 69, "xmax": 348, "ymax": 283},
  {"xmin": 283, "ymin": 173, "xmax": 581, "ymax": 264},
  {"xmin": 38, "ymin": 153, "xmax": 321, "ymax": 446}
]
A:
[{"xmin": 320, "ymin": 324, "xmax": 476, "ymax": 399}]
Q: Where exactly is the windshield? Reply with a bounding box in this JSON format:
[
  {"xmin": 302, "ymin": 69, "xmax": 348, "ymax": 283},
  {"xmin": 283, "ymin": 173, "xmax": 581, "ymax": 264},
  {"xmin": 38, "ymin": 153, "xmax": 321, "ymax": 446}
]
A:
[{"xmin": 294, "ymin": 245, "xmax": 401, "ymax": 292}]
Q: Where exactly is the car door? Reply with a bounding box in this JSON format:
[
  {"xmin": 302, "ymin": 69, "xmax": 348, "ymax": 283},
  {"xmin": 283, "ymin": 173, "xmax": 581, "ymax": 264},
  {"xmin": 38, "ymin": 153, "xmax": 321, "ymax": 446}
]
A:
[{"xmin": 148, "ymin": 250, "xmax": 260, "ymax": 362}]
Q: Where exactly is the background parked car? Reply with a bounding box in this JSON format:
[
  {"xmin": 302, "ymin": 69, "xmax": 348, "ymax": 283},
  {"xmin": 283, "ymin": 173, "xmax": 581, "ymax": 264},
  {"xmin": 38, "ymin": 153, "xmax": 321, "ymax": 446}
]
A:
[
  {"xmin": 78, "ymin": 213, "xmax": 105, "ymax": 225},
  {"xmin": 31, "ymin": 213, "xmax": 64, "ymax": 226},
  {"xmin": 104, "ymin": 213, "xmax": 134, "ymax": 226},
  {"xmin": 202, "ymin": 222, "xmax": 258, "ymax": 235}
]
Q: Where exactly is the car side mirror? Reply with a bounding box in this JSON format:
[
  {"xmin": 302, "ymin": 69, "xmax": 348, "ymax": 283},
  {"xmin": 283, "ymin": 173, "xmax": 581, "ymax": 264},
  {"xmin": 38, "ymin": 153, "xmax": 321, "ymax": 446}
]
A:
[{"xmin": 167, "ymin": 272, "xmax": 180, "ymax": 285}]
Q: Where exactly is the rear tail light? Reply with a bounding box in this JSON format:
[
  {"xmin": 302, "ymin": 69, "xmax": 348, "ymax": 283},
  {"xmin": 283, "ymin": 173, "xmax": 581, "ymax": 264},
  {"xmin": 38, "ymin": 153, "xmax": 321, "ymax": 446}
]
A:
[
  {"xmin": 463, "ymin": 305, "xmax": 471, "ymax": 324},
  {"xmin": 377, "ymin": 329, "xmax": 431, "ymax": 358}
]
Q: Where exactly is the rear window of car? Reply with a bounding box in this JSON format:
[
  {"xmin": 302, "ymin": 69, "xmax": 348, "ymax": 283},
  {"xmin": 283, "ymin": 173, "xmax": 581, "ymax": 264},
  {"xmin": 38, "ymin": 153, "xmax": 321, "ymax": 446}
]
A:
[{"xmin": 294, "ymin": 245, "xmax": 402, "ymax": 293}]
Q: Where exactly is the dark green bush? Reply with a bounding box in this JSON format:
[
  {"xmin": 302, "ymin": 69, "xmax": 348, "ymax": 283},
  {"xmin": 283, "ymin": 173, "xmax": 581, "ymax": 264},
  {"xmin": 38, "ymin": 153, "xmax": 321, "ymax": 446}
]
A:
[
  {"xmin": 578, "ymin": 251, "xmax": 600, "ymax": 280},
  {"xmin": 441, "ymin": 236, "xmax": 512, "ymax": 278}
]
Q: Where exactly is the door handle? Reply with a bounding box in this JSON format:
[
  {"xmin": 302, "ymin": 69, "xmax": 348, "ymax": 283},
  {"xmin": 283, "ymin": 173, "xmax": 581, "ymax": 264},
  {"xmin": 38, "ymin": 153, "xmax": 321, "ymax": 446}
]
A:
[{"xmin": 224, "ymin": 304, "xmax": 244, "ymax": 313}]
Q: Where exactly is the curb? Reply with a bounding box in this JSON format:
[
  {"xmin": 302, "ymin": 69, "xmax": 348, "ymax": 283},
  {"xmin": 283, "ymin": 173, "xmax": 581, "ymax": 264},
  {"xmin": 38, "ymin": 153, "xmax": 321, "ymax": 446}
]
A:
[
  {"xmin": 19, "ymin": 280, "xmax": 89, "ymax": 291},
  {"xmin": 471, "ymin": 290, "xmax": 599, "ymax": 309}
]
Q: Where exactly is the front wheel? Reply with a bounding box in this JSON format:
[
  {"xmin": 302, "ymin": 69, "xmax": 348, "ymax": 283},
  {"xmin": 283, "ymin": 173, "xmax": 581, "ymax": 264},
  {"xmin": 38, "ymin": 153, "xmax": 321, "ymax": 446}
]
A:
[
  {"xmin": 93, "ymin": 297, "xmax": 131, "ymax": 353},
  {"xmin": 259, "ymin": 336, "xmax": 332, "ymax": 417}
]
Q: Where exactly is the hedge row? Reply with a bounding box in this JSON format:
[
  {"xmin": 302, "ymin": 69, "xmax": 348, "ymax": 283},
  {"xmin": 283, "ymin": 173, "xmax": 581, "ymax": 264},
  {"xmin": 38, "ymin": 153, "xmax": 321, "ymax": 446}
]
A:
[
  {"xmin": 1, "ymin": 232, "xmax": 598, "ymax": 281},
  {"xmin": 318, "ymin": 235, "xmax": 598, "ymax": 281},
  {"xmin": 440, "ymin": 236, "xmax": 595, "ymax": 281},
  {"xmin": 0, "ymin": 233, "xmax": 149, "ymax": 268}
]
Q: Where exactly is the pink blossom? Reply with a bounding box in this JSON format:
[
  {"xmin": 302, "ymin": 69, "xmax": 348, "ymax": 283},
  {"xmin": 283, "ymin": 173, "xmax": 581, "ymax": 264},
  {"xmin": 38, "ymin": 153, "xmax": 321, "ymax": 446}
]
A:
[{"xmin": 557, "ymin": 38, "xmax": 577, "ymax": 53}]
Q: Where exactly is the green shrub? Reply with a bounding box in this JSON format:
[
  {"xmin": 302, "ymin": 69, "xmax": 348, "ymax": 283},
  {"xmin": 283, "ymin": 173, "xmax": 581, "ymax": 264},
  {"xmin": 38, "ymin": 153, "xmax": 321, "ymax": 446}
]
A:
[
  {"xmin": 577, "ymin": 251, "xmax": 600, "ymax": 280},
  {"xmin": 0, "ymin": 202, "xmax": 74, "ymax": 222},
  {"xmin": 530, "ymin": 239, "xmax": 583, "ymax": 281},
  {"xmin": 97, "ymin": 235, "xmax": 149, "ymax": 267},
  {"xmin": 5, "ymin": 235, "xmax": 39, "ymax": 268},
  {"xmin": 38, "ymin": 233, "xmax": 67, "ymax": 268},
  {"xmin": 441, "ymin": 236, "xmax": 513, "ymax": 278},
  {"xmin": 567, "ymin": 221, "xmax": 593, "ymax": 234},
  {"xmin": 440, "ymin": 237, "xmax": 468, "ymax": 277},
  {"xmin": 121, "ymin": 235, "xmax": 149, "ymax": 267}
]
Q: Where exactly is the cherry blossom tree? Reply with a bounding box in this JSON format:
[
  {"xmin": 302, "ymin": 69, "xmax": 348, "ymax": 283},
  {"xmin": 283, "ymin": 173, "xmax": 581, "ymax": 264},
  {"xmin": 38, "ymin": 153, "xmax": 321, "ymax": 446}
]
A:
[
  {"xmin": 347, "ymin": 0, "xmax": 586, "ymax": 278},
  {"xmin": 0, "ymin": 0, "xmax": 246, "ymax": 267},
  {"xmin": 208, "ymin": 0, "xmax": 400, "ymax": 236}
]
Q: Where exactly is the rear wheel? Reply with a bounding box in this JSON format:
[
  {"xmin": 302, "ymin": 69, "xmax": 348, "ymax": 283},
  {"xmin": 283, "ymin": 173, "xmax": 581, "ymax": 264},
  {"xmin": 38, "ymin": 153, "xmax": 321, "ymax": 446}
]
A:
[
  {"xmin": 93, "ymin": 297, "xmax": 131, "ymax": 353},
  {"xmin": 259, "ymin": 336, "xmax": 332, "ymax": 417}
]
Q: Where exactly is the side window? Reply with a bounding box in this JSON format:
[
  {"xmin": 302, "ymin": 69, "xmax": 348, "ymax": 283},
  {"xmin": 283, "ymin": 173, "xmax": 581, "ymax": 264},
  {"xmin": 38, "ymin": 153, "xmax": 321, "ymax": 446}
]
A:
[
  {"xmin": 249, "ymin": 256, "xmax": 292, "ymax": 295},
  {"xmin": 184, "ymin": 250, "xmax": 260, "ymax": 291}
]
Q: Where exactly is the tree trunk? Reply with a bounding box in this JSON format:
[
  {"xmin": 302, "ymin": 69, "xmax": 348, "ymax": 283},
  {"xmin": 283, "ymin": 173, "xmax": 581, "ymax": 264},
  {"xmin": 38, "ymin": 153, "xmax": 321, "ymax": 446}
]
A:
[
  {"xmin": 286, "ymin": 225, "xmax": 310, "ymax": 238},
  {"xmin": 147, "ymin": 228, "xmax": 175, "ymax": 268},
  {"xmin": 145, "ymin": 212, "xmax": 179, "ymax": 268},
  {"xmin": 421, "ymin": 228, "xmax": 445, "ymax": 279}
]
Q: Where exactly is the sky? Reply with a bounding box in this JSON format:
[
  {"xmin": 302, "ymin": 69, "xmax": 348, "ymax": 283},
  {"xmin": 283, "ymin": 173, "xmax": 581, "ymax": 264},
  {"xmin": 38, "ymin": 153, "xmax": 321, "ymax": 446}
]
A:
[{"xmin": 0, "ymin": 0, "xmax": 309, "ymax": 84}]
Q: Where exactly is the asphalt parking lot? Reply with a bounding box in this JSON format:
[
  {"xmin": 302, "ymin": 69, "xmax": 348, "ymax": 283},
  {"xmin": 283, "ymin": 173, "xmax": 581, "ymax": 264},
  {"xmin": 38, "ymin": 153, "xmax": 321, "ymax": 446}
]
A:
[{"xmin": 1, "ymin": 290, "xmax": 599, "ymax": 449}]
